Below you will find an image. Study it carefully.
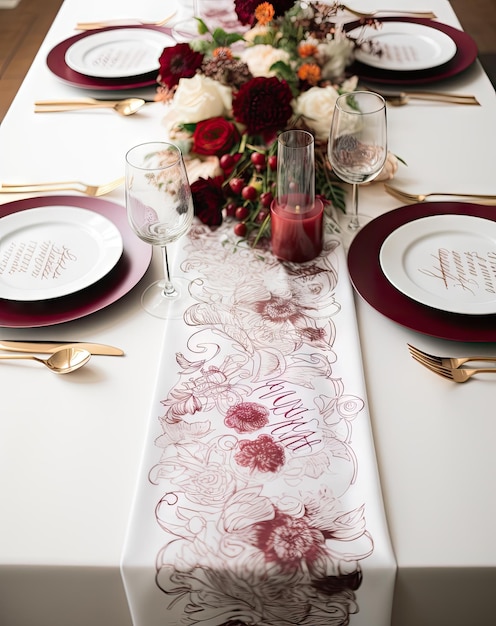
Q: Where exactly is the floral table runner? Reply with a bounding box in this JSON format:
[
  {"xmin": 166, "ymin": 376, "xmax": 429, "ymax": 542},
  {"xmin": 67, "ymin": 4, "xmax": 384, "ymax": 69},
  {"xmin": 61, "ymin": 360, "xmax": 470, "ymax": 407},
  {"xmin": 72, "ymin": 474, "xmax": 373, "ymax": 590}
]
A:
[{"xmin": 121, "ymin": 222, "xmax": 395, "ymax": 625}]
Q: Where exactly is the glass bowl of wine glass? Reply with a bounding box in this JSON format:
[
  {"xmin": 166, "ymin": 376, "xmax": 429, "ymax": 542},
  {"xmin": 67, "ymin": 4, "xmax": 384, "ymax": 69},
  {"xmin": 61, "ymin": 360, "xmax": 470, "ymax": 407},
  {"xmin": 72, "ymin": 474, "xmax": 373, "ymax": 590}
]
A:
[
  {"xmin": 125, "ymin": 141, "xmax": 194, "ymax": 318},
  {"xmin": 328, "ymin": 91, "xmax": 387, "ymax": 247}
]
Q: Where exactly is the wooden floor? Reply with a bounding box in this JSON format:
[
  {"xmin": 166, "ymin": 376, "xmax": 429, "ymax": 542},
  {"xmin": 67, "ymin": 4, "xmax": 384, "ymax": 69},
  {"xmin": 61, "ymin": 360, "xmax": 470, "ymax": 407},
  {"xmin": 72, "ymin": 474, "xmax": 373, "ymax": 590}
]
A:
[
  {"xmin": 0, "ymin": 0, "xmax": 495, "ymax": 122},
  {"xmin": 0, "ymin": 0, "xmax": 63, "ymax": 121}
]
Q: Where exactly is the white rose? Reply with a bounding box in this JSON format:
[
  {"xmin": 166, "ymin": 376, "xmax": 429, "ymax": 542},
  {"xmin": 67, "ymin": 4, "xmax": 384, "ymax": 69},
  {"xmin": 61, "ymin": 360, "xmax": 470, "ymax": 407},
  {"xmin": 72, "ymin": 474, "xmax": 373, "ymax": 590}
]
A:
[
  {"xmin": 317, "ymin": 35, "xmax": 355, "ymax": 80},
  {"xmin": 241, "ymin": 44, "xmax": 290, "ymax": 77},
  {"xmin": 163, "ymin": 74, "xmax": 232, "ymax": 132},
  {"xmin": 293, "ymin": 85, "xmax": 341, "ymax": 141},
  {"xmin": 184, "ymin": 156, "xmax": 222, "ymax": 183},
  {"xmin": 243, "ymin": 24, "xmax": 270, "ymax": 43}
]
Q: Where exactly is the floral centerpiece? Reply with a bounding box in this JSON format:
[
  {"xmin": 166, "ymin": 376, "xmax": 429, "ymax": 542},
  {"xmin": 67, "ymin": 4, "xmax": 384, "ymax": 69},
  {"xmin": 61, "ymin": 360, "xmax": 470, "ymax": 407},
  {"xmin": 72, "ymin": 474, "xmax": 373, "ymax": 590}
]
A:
[{"xmin": 155, "ymin": 0, "xmax": 398, "ymax": 242}]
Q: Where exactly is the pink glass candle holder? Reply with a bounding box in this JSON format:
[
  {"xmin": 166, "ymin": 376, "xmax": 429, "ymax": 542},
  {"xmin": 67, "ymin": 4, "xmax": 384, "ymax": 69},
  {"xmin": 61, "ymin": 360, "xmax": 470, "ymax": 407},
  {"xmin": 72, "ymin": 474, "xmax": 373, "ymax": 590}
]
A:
[{"xmin": 271, "ymin": 130, "xmax": 323, "ymax": 262}]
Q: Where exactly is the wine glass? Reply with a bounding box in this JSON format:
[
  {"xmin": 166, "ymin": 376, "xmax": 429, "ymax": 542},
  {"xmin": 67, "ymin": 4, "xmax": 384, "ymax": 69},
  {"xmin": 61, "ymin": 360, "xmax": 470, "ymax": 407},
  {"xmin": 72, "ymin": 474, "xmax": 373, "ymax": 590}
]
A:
[
  {"xmin": 125, "ymin": 141, "xmax": 194, "ymax": 319},
  {"xmin": 173, "ymin": 0, "xmax": 242, "ymax": 41},
  {"xmin": 328, "ymin": 91, "xmax": 387, "ymax": 244}
]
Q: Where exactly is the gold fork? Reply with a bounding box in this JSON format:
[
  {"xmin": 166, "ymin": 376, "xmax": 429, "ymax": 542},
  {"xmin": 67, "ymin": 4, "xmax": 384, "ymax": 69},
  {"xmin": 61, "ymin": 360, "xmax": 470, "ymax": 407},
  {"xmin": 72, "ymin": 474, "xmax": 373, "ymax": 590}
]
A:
[
  {"xmin": 408, "ymin": 345, "xmax": 496, "ymax": 383},
  {"xmin": 384, "ymin": 183, "xmax": 496, "ymax": 206},
  {"xmin": 0, "ymin": 176, "xmax": 124, "ymax": 197},
  {"xmin": 412, "ymin": 361, "xmax": 496, "ymax": 383},
  {"xmin": 75, "ymin": 11, "xmax": 176, "ymax": 30},
  {"xmin": 340, "ymin": 4, "xmax": 437, "ymax": 19},
  {"xmin": 408, "ymin": 344, "xmax": 496, "ymax": 369}
]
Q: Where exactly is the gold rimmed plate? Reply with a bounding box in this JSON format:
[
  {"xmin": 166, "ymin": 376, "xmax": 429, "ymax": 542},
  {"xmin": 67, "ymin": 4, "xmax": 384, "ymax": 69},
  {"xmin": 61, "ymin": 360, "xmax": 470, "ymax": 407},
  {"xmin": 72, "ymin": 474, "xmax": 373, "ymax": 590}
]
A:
[
  {"xmin": 0, "ymin": 206, "xmax": 123, "ymax": 301},
  {"xmin": 348, "ymin": 202, "xmax": 496, "ymax": 342},
  {"xmin": 65, "ymin": 27, "xmax": 174, "ymax": 78},
  {"xmin": 0, "ymin": 196, "xmax": 152, "ymax": 328},
  {"xmin": 379, "ymin": 214, "xmax": 496, "ymax": 315},
  {"xmin": 46, "ymin": 25, "xmax": 173, "ymax": 90},
  {"xmin": 346, "ymin": 18, "xmax": 478, "ymax": 85}
]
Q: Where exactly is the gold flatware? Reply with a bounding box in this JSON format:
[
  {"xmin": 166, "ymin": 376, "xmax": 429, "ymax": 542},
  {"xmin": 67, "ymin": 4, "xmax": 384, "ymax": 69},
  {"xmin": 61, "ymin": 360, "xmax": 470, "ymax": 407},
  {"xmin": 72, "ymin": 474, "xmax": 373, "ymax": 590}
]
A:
[
  {"xmin": 384, "ymin": 183, "xmax": 496, "ymax": 205},
  {"xmin": 408, "ymin": 344, "xmax": 496, "ymax": 382},
  {"xmin": 75, "ymin": 11, "xmax": 176, "ymax": 30},
  {"xmin": 0, "ymin": 176, "xmax": 124, "ymax": 197},
  {"xmin": 408, "ymin": 344, "xmax": 496, "ymax": 369},
  {"xmin": 361, "ymin": 86, "xmax": 480, "ymax": 105},
  {"xmin": 340, "ymin": 5, "xmax": 436, "ymax": 19},
  {"xmin": 0, "ymin": 340, "xmax": 124, "ymax": 356},
  {"xmin": 35, "ymin": 98, "xmax": 146, "ymax": 117},
  {"xmin": 0, "ymin": 346, "xmax": 91, "ymax": 374},
  {"xmin": 383, "ymin": 92, "xmax": 480, "ymax": 106}
]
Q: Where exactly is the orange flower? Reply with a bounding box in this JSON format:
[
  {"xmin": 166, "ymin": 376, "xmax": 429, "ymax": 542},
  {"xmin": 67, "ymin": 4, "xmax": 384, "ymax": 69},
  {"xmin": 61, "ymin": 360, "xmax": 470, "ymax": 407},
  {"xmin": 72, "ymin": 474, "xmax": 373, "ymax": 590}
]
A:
[
  {"xmin": 213, "ymin": 47, "xmax": 233, "ymax": 60},
  {"xmin": 298, "ymin": 43, "xmax": 318, "ymax": 58},
  {"xmin": 255, "ymin": 2, "xmax": 275, "ymax": 25},
  {"xmin": 297, "ymin": 63, "xmax": 321, "ymax": 86}
]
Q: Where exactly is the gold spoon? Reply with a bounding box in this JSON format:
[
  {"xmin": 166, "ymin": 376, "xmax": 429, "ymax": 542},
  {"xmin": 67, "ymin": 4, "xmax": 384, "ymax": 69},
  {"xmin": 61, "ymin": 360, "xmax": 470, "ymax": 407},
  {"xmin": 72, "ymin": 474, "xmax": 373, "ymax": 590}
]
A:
[
  {"xmin": 0, "ymin": 346, "xmax": 91, "ymax": 374},
  {"xmin": 34, "ymin": 98, "xmax": 147, "ymax": 116}
]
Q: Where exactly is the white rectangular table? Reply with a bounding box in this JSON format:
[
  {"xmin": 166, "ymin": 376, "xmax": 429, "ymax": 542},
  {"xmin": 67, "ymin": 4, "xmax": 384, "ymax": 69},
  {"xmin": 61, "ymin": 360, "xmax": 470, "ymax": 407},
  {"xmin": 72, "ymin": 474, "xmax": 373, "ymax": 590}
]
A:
[{"xmin": 1, "ymin": 1, "xmax": 496, "ymax": 625}]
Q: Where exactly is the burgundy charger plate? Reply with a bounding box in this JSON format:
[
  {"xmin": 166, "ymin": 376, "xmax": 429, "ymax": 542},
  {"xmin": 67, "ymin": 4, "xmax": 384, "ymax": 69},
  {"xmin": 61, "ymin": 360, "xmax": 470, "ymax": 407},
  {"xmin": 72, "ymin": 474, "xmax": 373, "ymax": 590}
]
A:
[
  {"xmin": 347, "ymin": 202, "xmax": 496, "ymax": 342},
  {"xmin": 345, "ymin": 18, "xmax": 478, "ymax": 85},
  {"xmin": 46, "ymin": 25, "xmax": 173, "ymax": 90},
  {"xmin": 0, "ymin": 196, "xmax": 152, "ymax": 328}
]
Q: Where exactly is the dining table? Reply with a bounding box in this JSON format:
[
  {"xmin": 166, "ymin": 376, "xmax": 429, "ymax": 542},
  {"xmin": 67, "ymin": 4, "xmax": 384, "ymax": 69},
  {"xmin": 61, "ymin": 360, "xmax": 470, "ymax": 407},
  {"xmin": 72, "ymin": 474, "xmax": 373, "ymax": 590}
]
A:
[{"xmin": 1, "ymin": 1, "xmax": 496, "ymax": 625}]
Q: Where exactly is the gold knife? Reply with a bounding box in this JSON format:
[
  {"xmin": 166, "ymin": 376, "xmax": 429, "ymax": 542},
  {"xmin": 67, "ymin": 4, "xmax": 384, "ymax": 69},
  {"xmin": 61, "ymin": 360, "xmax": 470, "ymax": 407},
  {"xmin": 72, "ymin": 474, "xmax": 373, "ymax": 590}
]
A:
[{"xmin": 0, "ymin": 340, "xmax": 124, "ymax": 356}]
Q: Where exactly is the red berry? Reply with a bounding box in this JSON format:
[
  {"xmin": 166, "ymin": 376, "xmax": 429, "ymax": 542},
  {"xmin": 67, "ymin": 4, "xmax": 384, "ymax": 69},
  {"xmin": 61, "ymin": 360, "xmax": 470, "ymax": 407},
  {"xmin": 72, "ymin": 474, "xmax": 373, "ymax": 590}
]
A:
[
  {"xmin": 268, "ymin": 155, "xmax": 277, "ymax": 171},
  {"xmin": 234, "ymin": 222, "xmax": 247, "ymax": 237},
  {"xmin": 235, "ymin": 206, "xmax": 250, "ymax": 220},
  {"xmin": 229, "ymin": 177, "xmax": 244, "ymax": 195},
  {"xmin": 225, "ymin": 202, "xmax": 237, "ymax": 217},
  {"xmin": 250, "ymin": 152, "xmax": 266, "ymax": 168},
  {"xmin": 220, "ymin": 154, "xmax": 234, "ymax": 170},
  {"xmin": 241, "ymin": 185, "xmax": 258, "ymax": 201},
  {"xmin": 260, "ymin": 191, "xmax": 273, "ymax": 208}
]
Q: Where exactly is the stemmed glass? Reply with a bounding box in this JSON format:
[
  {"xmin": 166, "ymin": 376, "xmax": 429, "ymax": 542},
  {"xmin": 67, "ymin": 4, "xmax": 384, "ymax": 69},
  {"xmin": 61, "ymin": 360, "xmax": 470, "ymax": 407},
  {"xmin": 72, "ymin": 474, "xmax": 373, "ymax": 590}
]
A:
[
  {"xmin": 125, "ymin": 141, "xmax": 194, "ymax": 319},
  {"xmin": 328, "ymin": 91, "xmax": 387, "ymax": 244},
  {"xmin": 173, "ymin": 0, "xmax": 242, "ymax": 41}
]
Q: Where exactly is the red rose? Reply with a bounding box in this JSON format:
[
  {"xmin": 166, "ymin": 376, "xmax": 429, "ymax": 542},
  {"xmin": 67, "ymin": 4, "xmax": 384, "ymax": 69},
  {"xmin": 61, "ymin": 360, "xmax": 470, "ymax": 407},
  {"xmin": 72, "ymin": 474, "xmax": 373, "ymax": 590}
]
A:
[
  {"xmin": 157, "ymin": 43, "xmax": 204, "ymax": 89},
  {"xmin": 192, "ymin": 117, "xmax": 241, "ymax": 157},
  {"xmin": 191, "ymin": 176, "xmax": 225, "ymax": 226},
  {"xmin": 232, "ymin": 76, "xmax": 294, "ymax": 140}
]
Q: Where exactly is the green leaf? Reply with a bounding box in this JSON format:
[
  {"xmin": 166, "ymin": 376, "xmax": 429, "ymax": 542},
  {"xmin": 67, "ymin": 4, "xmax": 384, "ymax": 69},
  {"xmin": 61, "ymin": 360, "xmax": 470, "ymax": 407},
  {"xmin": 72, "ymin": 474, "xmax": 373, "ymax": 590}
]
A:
[
  {"xmin": 196, "ymin": 18, "xmax": 209, "ymax": 35},
  {"xmin": 179, "ymin": 123, "xmax": 197, "ymax": 133}
]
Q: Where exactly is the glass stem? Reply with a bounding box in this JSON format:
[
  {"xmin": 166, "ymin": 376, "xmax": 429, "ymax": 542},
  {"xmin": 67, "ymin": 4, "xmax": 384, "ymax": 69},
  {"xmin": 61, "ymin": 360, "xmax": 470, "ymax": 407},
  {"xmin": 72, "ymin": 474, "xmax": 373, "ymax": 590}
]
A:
[
  {"xmin": 160, "ymin": 246, "xmax": 178, "ymax": 298},
  {"xmin": 349, "ymin": 183, "xmax": 360, "ymax": 231}
]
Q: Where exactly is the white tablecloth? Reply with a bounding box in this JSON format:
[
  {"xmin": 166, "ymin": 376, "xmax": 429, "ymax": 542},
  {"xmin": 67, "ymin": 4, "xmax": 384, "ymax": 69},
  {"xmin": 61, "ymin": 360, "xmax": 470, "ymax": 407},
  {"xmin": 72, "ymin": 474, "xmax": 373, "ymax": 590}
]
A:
[{"xmin": 1, "ymin": 1, "xmax": 496, "ymax": 625}]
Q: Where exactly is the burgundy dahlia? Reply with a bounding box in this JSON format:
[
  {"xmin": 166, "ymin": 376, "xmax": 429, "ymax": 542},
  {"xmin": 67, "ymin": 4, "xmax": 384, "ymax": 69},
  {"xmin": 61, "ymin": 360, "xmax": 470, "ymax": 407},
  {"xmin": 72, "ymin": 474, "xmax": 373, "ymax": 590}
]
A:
[
  {"xmin": 191, "ymin": 176, "xmax": 225, "ymax": 226},
  {"xmin": 232, "ymin": 76, "xmax": 294, "ymax": 140},
  {"xmin": 157, "ymin": 43, "xmax": 204, "ymax": 89},
  {"xmin": 234, "ymin": 0, "xmax": 296, "ymax": 25}
]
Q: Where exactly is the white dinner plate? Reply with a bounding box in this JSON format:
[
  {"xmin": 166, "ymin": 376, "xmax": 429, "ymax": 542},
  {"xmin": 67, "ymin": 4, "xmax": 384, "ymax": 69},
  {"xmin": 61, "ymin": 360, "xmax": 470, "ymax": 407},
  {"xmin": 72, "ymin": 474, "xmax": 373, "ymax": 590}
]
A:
[
  {"xmin": 349, "ymin": 21, "xmax": 457, "ymax": 71},
  {"xmin": 0, "ymin": 206, "xmax": 123, "ymax": 301},
  {"xmin": 379, "ymin": 215, "xmax": 496, "ymax": 315},
  {"xmin": 65, "ymin": 27, "xmax": 174, "ymax": 78}
]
